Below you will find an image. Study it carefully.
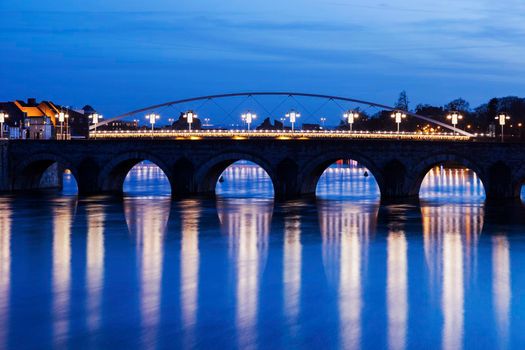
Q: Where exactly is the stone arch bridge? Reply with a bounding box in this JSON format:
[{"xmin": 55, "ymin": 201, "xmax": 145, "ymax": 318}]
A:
[{"xmin": 1, "ymin": 138, "xmax": 523, "ymax": 201}]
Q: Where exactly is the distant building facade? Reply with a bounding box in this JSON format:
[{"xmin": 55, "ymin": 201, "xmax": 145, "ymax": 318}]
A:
[{"xmin": 0, "ymin": 98, "xmax": 92, "ymax": 139}]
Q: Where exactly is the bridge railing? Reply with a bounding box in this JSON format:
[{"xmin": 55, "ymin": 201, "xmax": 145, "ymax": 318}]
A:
[{"xmin": 89, "ymin": 129, "xmax": 472, "ymax": 141}]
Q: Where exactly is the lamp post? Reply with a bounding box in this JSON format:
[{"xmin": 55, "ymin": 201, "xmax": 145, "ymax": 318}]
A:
[
  {"xmin": 89, "ymin": 113, "xmax": 102, "ymax": 139},
  {"xmin": 183, "ymin": 111, "xmax": 197, "ymax": 131},
  {"xmin": 146, "ymin": 113, "xmax": 160, "ymax": 132},
  {"xmin": 496, "ymin": 113, "xmax": 510, "ymax": 142},
  {"xmin": 320, "ymin": 117, "xmax": 326, "ymax": 129},
  {"xmin": 241, "ymin": 112, "xmax": 256, "ymax": 130},
  {"xmin": 168, "ymin": 118, "xmax": 174, "ymax": 128},
  {"xmin": 280, "ymin": 117, "xmax": 286, "ymax": 130},
  {"xmin": 343, "ymin": 111, "xmax": 359, "ymax": 132},
  {"xmin": 446, "ymin": 112, "xmax": 463, "ymax": 135},
  {"xmin": 204, "ymin": 118, "xmax": 211, "ymax": 127},
  {"xmin": 391, "ymin": 111, "xmax": 406, "ymax": 133},
  {"xmin": 286, "ymin": 110, "xmax": 300, "ymax": 131},
  {"xmin": 56, "ymin": 111, "xmax": 69, "ymax": 140},
  {"xmin": 0, "ymin": 112, "xmax": 8, "ymax": 139}
]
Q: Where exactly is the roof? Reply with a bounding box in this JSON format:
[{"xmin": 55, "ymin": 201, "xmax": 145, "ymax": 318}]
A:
[
  {"xmin": 13, "ymin": 100, "xmax": 60, "ymax": 125},
  {"xmin": 1, "ymin": 99, "xmax": 91, "ymax": 127}
]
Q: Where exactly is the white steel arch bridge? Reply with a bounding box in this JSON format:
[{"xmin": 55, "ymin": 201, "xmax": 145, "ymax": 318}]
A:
[{"xmin": 92, "ymin": 92, "xmax": 474, "ymax": 137}]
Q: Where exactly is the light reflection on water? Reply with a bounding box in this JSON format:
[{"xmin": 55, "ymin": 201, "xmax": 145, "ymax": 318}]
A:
[
  {"xmin": 217, "ymin": 161, "xmax": 274, "ymax": 198},
  {"xmin": 179, "ymin": 199, "xmax": 201, "ymax": 349},
  {"xmin": 317, "ymin": 160, "xmax": 380, "ymax": 200},
  {"xmin": 0, "ymin": 201, "xmax": 10, "ymax": 347},
  {"xmin": 493, "ymin": 236, "xmax": 511, "ymax": 349},
  {"xmin": 1, "ymin": 161, "xmax": 525, "ymax": 348},
  {"xmin": 52, "ymin": 198, "xmax": 75, "ymax": 348},
  {"xmin": 85, "ymin": 203, "xmax": 104, "ymax": 336},
  {"xmin": 319, "ymin": 199, "xmax": 377, "ymax": 349},
  {"xmin": 420, "ymin": 166, "xmax": 485, "ymax": 200},
  {"xmin": 283, "ymin": 206, "xmax": 302, "ymax": 336},
  {"xmin": 124, "ymin": 195, "xmax": 170, "ymax": 347},
  {"xmin": 387, "ymin": 229, "xmax": 407, "ymax": 350},
  {"xmin": 217, "ymin": 198, "xmax": 272, "ymax": 349}
]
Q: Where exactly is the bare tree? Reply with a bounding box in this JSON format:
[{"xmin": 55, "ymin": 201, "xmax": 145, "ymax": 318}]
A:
[{"xmin": 395, "ymin": 91, "xmax": 409, "ymax": 111}]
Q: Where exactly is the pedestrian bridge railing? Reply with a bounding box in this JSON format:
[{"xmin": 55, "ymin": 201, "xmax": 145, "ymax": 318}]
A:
[{"xmin": 90, "ymin": 129, "xmax": 473, "ymax": 141}]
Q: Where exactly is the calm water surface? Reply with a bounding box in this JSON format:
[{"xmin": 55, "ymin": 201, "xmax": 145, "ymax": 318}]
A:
[{"xmin": 1, "ymin": 161, "xmax": 525, "ymax": 349}]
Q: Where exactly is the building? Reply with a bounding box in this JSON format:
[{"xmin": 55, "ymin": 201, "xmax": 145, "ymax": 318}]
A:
[
  {"xmin": 0, "ymin": 98, "xmax": 91, "ymax": 139},
  {"xmin": 70, "ymin": 105, "xmax": 92, "ymax": 138}
]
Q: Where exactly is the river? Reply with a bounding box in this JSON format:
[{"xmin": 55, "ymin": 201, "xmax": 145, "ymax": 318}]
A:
[{"xmin": 0, "ymin": 161, "xmax": 524, "ymax": 349}]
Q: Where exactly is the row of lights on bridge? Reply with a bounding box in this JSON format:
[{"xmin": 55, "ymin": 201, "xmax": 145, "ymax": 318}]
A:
[
  {"xmin": 444, "ymin": 111, "xmax": 511, "ymax": 141},
  {"xmin": 0, "ymin": 109, "xmax": 513, "ymax": 140},
  {"xmin": 135, "ymin": 110, "xmax": 345, "ymax": 132},
  {"xmin": 132, "ymin": 110, "xmax": 305, "ymax": 132},
  {"xmin": 109, "ymin": 109, "xmax": 512, "ymax": 138},
  {"xmin": 389, "ymin": 111, "xmax": 512, "ymax": 140}
]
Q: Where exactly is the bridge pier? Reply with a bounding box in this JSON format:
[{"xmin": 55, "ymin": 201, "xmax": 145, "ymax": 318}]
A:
[
  {"xmin": 75, "ymin": 158, "xmax": 102, "ymax": 195},
  {"xmin": 273, "ymin": 158, "xmax": 303, "ymax": 200},
  {"xmin": 377, "ymin": 159, "xmax": 416, "ymax": 201},
  {"xmin": 170, "ymin": 158, "xmax": 197, "ymax": 197},
  {"xmin": 484, "ymin": 182, "xmax": 520, "ymax": 201},
  {"xmin": 484, "ymin": 161, "xmax": 519, "ymax": 200}
]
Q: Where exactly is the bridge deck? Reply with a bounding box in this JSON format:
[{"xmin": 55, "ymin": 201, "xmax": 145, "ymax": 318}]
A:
[{"xmin": 92, "ymin": 129, "xmax": 472, "ymax": 141}]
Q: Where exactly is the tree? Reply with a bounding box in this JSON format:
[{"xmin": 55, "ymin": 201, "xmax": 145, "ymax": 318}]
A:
[
  {"xmin": 445, "ymin": 98, "xmax": 470, "ymax": 113},
  {"xmin": 415, "ymin": 104, "xmax": 443, "ymax": 117},
  {"xmin": 395, "ymin": 91, "xmax": 409, "ymax": 111},
  {"xmin": 486, "ymin": 98, "xmax": 499, "ymax": 125}
]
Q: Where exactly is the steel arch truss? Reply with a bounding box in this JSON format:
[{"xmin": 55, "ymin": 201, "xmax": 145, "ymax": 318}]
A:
[{"xmin": 93, "ymin": 92, "xmax": 474, "ymax": 137}]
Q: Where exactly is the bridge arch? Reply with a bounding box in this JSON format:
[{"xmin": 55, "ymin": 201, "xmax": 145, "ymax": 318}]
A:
[
  {"xmin": 409, "ymin": 152, "xmax": 487, "ymax": 197},
  {"xmin": 98, "ymin": 151, "xmax": 174, "ymax": 194},
  {"xmin": 12, "ymin": 152, "xmax": 78, "ymax": 191},
  {"xmin": 195, "ymin": 151, "xmax": 277, "ymax": 197},
  {"xmin": 300, "ymin": 151, "xmax": 383, "ymax": 196}
]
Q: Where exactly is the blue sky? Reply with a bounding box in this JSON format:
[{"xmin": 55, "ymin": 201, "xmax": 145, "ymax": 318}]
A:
[{"xmin": 1, "ymin": 0, "xmax": 524, "ymax": 118}]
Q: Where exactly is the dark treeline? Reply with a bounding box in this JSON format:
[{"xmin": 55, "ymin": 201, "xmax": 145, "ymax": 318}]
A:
[{"xmin": 336, "ymin": 91, "xmax": 525, "ymax": 136}]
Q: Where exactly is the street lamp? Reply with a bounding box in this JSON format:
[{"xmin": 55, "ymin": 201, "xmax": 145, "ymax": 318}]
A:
[
  {"xmin": 391, "ymin": 111, "xmax": 406, "ymax": 133},
  {"xmin": 0, "ymin": 112, "xmax": 8, "ymax": 139},
  {"xmin": 446, "ymin": 112, "xmax": 463, "ymax": 135},
  {"xmin": 343, "ymin": 111, "xmax": 359, "ymax": 132},
  {"xmin": 280, "ymin": 117, "xmax": 286, "ymax": 130},
  {"xmin": 286, "ymin": 110, "xmax": 300, "ymax": 131},
  {"xmin": 56, "ymin": 111, "xmax": 69, "ymax": 140},
  {"xmin": 496, "ymin": 113, "xmax": 510, "ymax": 142},
  {"xmin": 320, "ymin": 117, "xmax": 326, "ymax": 129},
  {"xmin": 241, "ymin": 112, "xmax": 256, "ymax": 130},
  {"xmin": 204, "ymin": 118, "xmax": 211, "ymax": 127},
  {"xmin": 183, "ymin": 110, "xmax": 197, "ymax": 131},
  {"xmin": 89, "ymin": 113, "xmax": 102, "ymax": 138},
  {"xmin": 146, "ymin": 113, "xmax": 160, "ymax": 132},
  {"xmin": 168, "ymin": 118, "xmax": 174, "ymax": 127}
]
